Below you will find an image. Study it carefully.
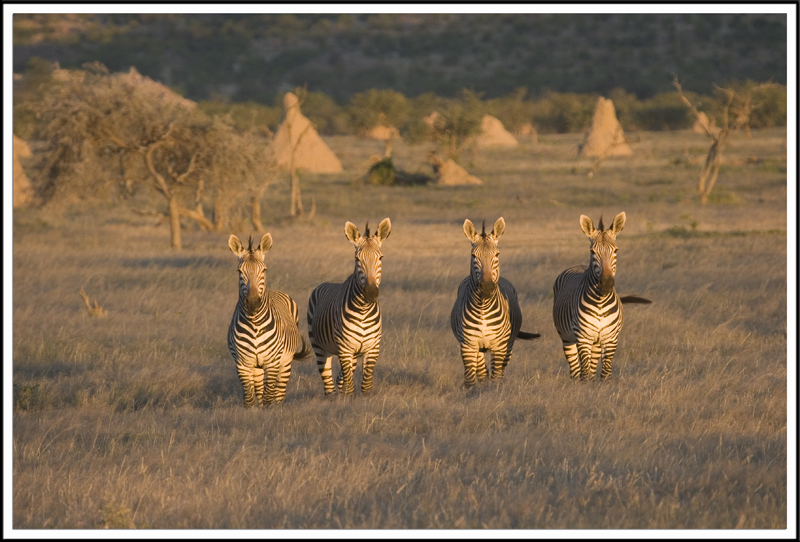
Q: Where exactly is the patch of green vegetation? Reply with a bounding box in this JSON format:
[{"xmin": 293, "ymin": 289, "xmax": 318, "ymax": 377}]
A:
[
  {"xmin": 366, "ymin": 158, "xmax": 432, "ymax": 186},
  {"xmin": 706, "ymin": 191, "xmax": 743, "ymax": 204},
  {"xmin": 758, "ymin": 162, "xmax": 787, "ymax": 174},
  {"xmin": 98, "ymin": 502, "xmax": 136, "ymax": 529}
]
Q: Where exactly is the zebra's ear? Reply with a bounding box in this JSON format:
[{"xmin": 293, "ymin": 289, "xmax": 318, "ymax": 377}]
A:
[
  {"xmin": 376, "ymin": 217, "xmax": 392, "ymax": 242},
  {"xmin": 344, "ymin": 221, "xmax": 361, "ymax": 244},
  {"xmin": 610, "ymin": 212, "xmax": 626, "ymax": 235},
  {"xmin": 463, "ymin": 219, "xmax": 478, "ymax": 241},
  {"xmin": 259, "ymin": 233, "xmax": 273, "ymax": 254},
  {"xmin": 228, "ymin": 234, "xmax": 245, "ymax": 256},
  {"xmin": 579, "ymin": 215, "xmax": 595, "ymax": 237},
  {"xmin": 492, "ymin": 217, "xmax": 506, "ymax": 240}
]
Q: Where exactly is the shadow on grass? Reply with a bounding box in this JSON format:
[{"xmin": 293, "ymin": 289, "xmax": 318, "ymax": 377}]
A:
[{"xmin": 123, "ymin": 255, "xmax": 228, "ymax": 269}]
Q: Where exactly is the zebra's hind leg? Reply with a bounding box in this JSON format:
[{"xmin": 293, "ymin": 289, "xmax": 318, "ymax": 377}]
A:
[
  {"xmin": 460, "ymin": 343, "xmax": 482, "ymax": 389},
  {"xmin": 490, "ymin": 347, "xmax": 511, "ymax": 381},
  {"xmin": 562, "ymin": 342, "xmax": 581, "ymax": 379},
  {"xmin": 600, "ymin": 339, "xmax": 618, "ymax": 380},
  {"xmin": 361, "ymin": 345, "xmax": 380, "ymax": 394},
  {"xmin": 338, "ymin": 351, "xmax": 357, "ymax": 396}
]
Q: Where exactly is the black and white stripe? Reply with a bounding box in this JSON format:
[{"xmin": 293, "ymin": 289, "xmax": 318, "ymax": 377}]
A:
[
  {"xmin": 227, "ymin": 233, "xmax": 311, "ymax": 406},
  {"xmin": 451, "ymin": 218, "xmax": 540, "ymax": 389},
  {"xmin": 307, "ymin": 218, "xmax": 391, "ymax": 396},
  {"xmin": 552, "ymin": 212, "xmax": 629, "ymax": 380}
]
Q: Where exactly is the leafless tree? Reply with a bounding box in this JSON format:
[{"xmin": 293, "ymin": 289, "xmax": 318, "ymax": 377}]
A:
[
  {"xmin": 205, "ymin": 117, "xmax": 277, "ymax": 231},
  {"xmin": 674, "ymin": 75, "xmax": 779, "ymax": 205},
  {"xmin": 34, "ymin": 64, "xmax": 259, "ymax": 249}
]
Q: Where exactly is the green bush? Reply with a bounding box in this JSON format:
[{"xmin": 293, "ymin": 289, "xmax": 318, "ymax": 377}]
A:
[
  {"xmin": 485, "ymin": 87, "xmax": 537, "ymax": 133},
  {"xmin": 748, "ymin": 83, "xmax": 787, "ymax": 128},
  {"xmin": 347, "ymin": 88, "xmax": 411, "ymax": 134},
  {"xmin": 302, "ymin": 91, "xmax": 350, "ymax": 135},
  {"xmin": 198, "ymin": 100, "xmax": 281, "ymax": 134},
  {"xmin": 634, "ymin": 92, "xmax": 696, "ymax": 131},
  {"xmin": 531, "ymin": 91, "xmax": 597, "ymax": 133},
  {"xmin": 366, "ymin": 158, "xmax": 432, "ymax": 186}
]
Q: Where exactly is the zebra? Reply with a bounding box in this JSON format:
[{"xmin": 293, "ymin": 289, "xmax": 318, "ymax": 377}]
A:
[
  {"xmin": 307, "ymin": 218, "xmax": 391, "ymax": 396},
  {"xmin": 552, "ymin": 212, "xmax": 650, "ymax": 381},
  {"xmin": 227, "ymin": 233, "xmax": 311, "ymax": 406},
  {"xmin": 451, "ymin": 218, "xmax": 541, "ymax": 389}
]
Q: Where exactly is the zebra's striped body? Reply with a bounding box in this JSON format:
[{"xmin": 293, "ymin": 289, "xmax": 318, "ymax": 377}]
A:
[
  {"xmin": 553, "ymin": 212, "xmax": 626, "ymax": 380},
  {"xmin": 227, "ymin": 233, "xmax": 310, "ymax": 406},
  {"xmin": 307, "ymin": 218, "xmax": 391, "ymax": 396},
  {"xmin": 451, "ymin": 218, "xmax": 539, "ymax": 388}
]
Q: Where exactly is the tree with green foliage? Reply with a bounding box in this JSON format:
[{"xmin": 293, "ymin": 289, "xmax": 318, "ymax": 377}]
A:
[
  {"xmin": 347, "ymin": 88, "xmax": 411, "ymax": 135},
  {"xmin": 429, "ymin": 89, "xmax": 485, "ymax": 162}
]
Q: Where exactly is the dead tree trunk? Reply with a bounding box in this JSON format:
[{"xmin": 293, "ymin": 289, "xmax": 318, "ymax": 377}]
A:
[
  {"xmin": 697, "ymin": 130, "xmax": 729, "ymax": 205},
  {"xmin": 673, "ymin": 76, "xmax": 732, "ymax": 206},
  {"xmin": 168, "ymin": 194, "xmax": 182, "ymax": 249},
  {"xmin": 252, "ymin": 194, "xmax": 264, "ymax": 232}
]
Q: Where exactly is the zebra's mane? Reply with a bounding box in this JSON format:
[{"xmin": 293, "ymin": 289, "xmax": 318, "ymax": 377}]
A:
[
  {"xmin": 480, "ymin": 219, "xmax": 487, "ymax": 238},
  {"xmin": 247, "ymin": 235, "xmax": 254, "ymax": 252},
  {"xmin": 365, "ymin": 222, "xmax": 370, "ymax": 237},
  {"xmin": 598, "ymin": 215, "xmax": 605, "ymax": 231}
]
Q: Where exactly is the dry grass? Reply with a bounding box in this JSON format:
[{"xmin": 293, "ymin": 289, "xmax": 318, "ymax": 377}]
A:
[{"xmin": 9, "ymin": 128, "xmax": 789, "ymax": 531}]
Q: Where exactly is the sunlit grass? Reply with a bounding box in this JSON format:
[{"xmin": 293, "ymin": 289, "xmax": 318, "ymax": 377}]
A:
[{"xmin": 11, "ymin": 128, "xmax": 787, "ymax": 529}]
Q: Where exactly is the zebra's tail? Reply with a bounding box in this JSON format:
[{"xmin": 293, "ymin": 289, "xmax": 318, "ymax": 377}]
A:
[
  {"xmin": 294, "ymin": 336, "xmax": 314, "ymax": 360},
  {"xmin": 517, "ymin": 331, "xmax": 542, "ymax": 340},
  {"xmin": 620, "ymin": 295, "xmax": 652, "ymax": 304}
]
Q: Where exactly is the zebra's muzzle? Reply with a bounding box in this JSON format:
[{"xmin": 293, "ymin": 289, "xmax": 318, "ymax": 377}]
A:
[
  {"xmin": 245, "ymin": 289, "xmax": 262, "ymax": 312},
  {"xmin": 600, "ymin": 275, "xmax": 615, "ymax": 295},
  {"xmin": 480, "ymin": 280, "xmax": 497, "ymax": 297},
  {"xmin": 363, "ymin": 284, "xmax": 379, "ymax": 303}
]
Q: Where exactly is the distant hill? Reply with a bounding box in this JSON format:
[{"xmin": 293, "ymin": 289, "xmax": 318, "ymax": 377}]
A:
[{"xmin": 13, "ymin": 13, "xmax": 787, "ymax": 105}]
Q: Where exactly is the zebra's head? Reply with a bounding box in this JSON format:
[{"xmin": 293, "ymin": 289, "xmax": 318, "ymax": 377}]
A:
[
  {"xmin": 463, "ymin": 217, "xmax": 505, "ymax": 297},
  {"xmin": 579, "ymin": 212, "xmax": 626, "ymax": 295},
  {"xmin": 228, "ymin": 233, "xmax": 273, "ymax": 313},
  {"xmin": 344, "ymin": 218, "xmax": 392, "ymax": 303}
]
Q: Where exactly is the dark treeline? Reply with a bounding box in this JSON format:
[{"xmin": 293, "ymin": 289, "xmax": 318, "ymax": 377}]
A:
[
  {"xmin": 14, "ymin": 57, "xmax": 788, "ymax": 143},
  {"xmin": 13, "ymin": 13, "xmax": 787, "ymax": 105}
]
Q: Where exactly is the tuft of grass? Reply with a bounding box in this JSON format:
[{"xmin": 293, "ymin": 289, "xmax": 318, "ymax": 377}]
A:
[{"xmin": 98, "ymin": 502, "xmax": 136, "ymax": 529}]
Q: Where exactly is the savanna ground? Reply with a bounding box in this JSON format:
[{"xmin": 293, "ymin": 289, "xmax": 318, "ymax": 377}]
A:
[{"xmin": 10, "ymin": 128, "xmax": 790, "ymax": 530}]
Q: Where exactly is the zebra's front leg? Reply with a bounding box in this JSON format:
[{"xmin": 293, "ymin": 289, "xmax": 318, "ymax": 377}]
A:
[
  {"xmin": 262, "ymin": 362, "xmax": 280, "ymax": 405},
  {"xmin": 315, "ymin": 346, "xmax": 336, "ymax": 395},
  {"xmin": 337, "ymin": 350, "xmax": 356, "ymax": 396},
  {"xmin": 562, "ymin": 342, "xmax": 581, "ymax": 379},
  {"xmin": 269, "ymin": 355, "xmax": 293, "ymax": 404},
  {"xmin": 600, "ymin": 338, "xmax": 618, "ymax": 380},
  {"xmin": 490, "ymin": 346, "xmax": 511, "ymax": 381},
  {"xmin": 460, "ymin": 343, "xmax": 482, "ymax": 389},
  {"xmin": 237, "ymin": 365, "xmax": 263, "ymax": 407},
  {"xmin": 476, "ymin": 351, "xmax": 488, "ymax": 382},
  {"xmin": 361, "ymin": 344, "xmax": 380, "ymax": 394},
  {"xmin": 577, "ymin": 341, "xmax": 597, "ymax": 381}
]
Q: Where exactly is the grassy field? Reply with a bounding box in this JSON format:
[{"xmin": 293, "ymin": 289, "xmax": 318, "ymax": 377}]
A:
[{"xmin": 9, "ymin": 128, "xmax": 790, "ymax": 531}]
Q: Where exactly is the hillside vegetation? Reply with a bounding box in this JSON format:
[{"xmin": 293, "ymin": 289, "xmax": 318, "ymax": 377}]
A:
[{"xmin": 13, "ymin": 13, "xmax": 787, "ymax": 104}]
